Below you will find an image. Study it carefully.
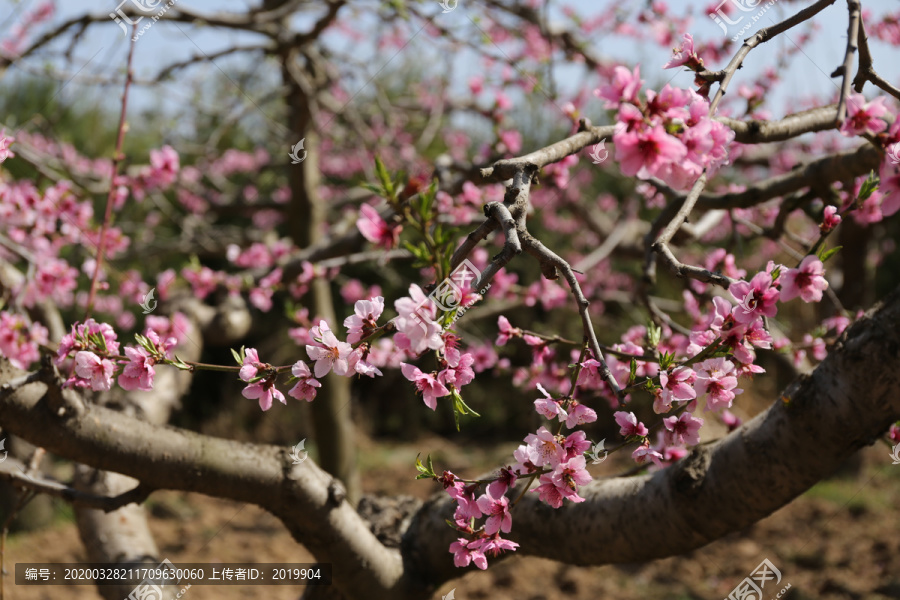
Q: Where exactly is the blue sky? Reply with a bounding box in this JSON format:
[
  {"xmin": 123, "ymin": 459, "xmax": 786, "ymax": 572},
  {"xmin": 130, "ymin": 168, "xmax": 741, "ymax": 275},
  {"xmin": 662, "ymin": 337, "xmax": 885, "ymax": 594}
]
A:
[{"xmin": 1, "ymin": 0, "xmax": 898, "ymax": 140}]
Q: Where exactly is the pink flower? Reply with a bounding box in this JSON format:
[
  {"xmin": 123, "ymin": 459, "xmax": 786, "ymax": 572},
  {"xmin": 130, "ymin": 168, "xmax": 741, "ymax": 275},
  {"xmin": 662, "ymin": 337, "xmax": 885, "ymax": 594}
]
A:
[
  {"xmin": 524, "ymin": 426, "xmax": 567, "ymax": 468},
  {"xmin": 148, "ymin": 145, "xmax": 180, "ymax": 188},
  {"xmin": 306, "ymin": 321, "xmax": 352, "ymax": 377},
  {"xmin": 438, "ymin": 352, "xmax": 475, "ymax": 388},
  {"xmin": 632, "ymin": 442, "xmax": 663, "ymax": 467},
  {"xmin": 615, "ymin": 124, "xmax": 687, "ymax": 180},
  {"xmin": 287, "ymin": 360, "xmax": 321, "ymax": 402},
  {"xmin": 653, "ymin": 367, "xmax": 697, "ymax": 413},
  {"xmin": 614, "ymin": 411, "xmax": 648, "ymax": 437},
  {"xmin": 549, "ymin": 455, "xmax": 592, "ymax": 503},
  {"xmin": 533, "ymin": 383, "xmax": 567, "ymax": 421},
  {"xmin": 343, "ymin": 296, "xmax": 384, "ymax": 343},
  {"xmin": 449, "ymin": 538, "xmax": 488, "ymax": 570},
  {"xmin": 487, "ymin": 467, "xmax": 517, "ymax": 499},
  {"xmin": 694, "ymin": 357, "xmax": 741, "ymax": 411},
  {"xmin": 0, "ymin": 129, "xmax": 14, "ymax": 163},
  {"xmin": 117, "ymin": 346, "xmax": 155, "ymax": 391},
  {"xmin": 563, "ymin": 430, "xmax": 592, "ymax": 461},
  {"xmin": 729, "ymin": 272, "xmax": 780, "ymax": 324},
  {"xmin": 663, "ymin": 33, "xmax": 703, "ymax": 70},
  {"xmin": 663, "ymin": 413, "xmax": 703, "ymax": 446},
  {"xmin": 780, "ymin": 256, "xmax": 828, "ymax": 303},
  {"xmin": 721, "ymin": 409, "xmax": 742, "ymax": 431},
  {"xmin": 348, "ymin": 348, "xmax": 383, "ymax": 378},
  {"xmin": 357, "ymin": 204, "xmax": 400, "ymax": 249},
  {"xmin": 889, "ymin": 423, "xmax": 900, "ymax": 444},
  {"xmin": 495, "ymin": 91, "xmax": 512, "ymax": 111},
  {"xmin": 496, "ymin": 315, "xmax": 521, "ymax": 346},
  {"xmin": 394, "ymin": 285, "xmax": 444, "ymax": 355},
  {"xmin": 594, "ymin": 64, "xmax": 643, "ymax": 108},
  {"xmin": 532, "ymin": 474, "xmax": 566, "ymax": 508},
  {"xmin": 563, "ymin": 401, "xmax": 598, "ymax": 429},
  {"xmin": 839, "ymin": 93, "xmax": 887, "ymax": 137},
  {"xmin": 242, "ymin": 379, "xmax": 285, "ymax": 411},
  {"xmin": 498, "ymin": 130, "xmax": 522, "ymax": 154},
  {"xmin": 820, "ymin": 205, "xmax": 841, "ymax": 232},
  {"xmin": 476, "ymin": 489, "xmax": 512, "ymax": 535},
  {"xmin": 74, "ymin": 351, "xmax": 115, "ymax": 391},
  {"xmin": 400, "ymin": 363, "xmax": 450, "ymax": 410},
  {"xmin": 481, "ymin": 533, "xmax": 519, "ymax": 558},
  {"xmin": 239, "ymin": 348, "xmax": 263, "ymax": 382}
]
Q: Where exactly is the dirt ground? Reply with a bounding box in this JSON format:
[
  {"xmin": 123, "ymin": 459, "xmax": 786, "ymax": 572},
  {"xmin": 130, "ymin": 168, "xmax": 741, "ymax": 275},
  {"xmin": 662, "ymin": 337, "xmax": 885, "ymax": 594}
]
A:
[{"xmin": 3, "ymin": 435, "xmax": 899, "ymax": 600}]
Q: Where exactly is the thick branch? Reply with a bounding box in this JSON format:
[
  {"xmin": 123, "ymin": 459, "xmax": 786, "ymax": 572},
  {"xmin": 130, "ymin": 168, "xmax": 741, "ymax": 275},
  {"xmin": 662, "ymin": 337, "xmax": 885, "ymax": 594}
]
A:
[{"xmin": 403, "ymin": 284, "xmax": 900, "ymax": 583}]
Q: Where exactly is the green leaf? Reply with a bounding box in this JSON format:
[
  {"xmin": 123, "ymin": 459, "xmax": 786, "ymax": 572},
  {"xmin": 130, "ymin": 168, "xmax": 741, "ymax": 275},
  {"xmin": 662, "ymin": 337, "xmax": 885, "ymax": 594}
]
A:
[
  {"xmin": 817, "ymin": 245, "xmax": 842, "ymax": 263},
  {"xmin": 647, "ymin": 323, "xmax": 661, "ymax": 349},
  {"xmin": 358, "ymin": 182, "xmax": 383, "ymax": 195},
  {"xmin": 857, "ymin": 171, "xmax": 879, "ymax": 202},
  {"xmin": 374, "ymin": 156, "xmax": 395, "ymax": 199},
  {"xmin": 230, "ymin": 347, "xmax": 243, "ymax": 365}
]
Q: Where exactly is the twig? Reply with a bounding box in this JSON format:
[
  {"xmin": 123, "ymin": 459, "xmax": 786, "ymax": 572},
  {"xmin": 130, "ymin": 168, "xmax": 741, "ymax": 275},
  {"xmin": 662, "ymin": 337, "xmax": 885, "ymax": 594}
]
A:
[
  {"xmin": 84, "ymin": 28, "xmax": 137, "ymax": 319},
  {"xmin": 704, "ymin": 0, "xmax": 837, "ymax": 114}
]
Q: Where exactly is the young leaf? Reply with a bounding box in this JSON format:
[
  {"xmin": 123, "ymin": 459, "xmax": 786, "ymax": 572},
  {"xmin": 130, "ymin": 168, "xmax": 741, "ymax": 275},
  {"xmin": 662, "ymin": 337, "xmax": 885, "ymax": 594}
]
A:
[{"xmin": 817, "ymin": 245, "xmax": 842, "ymax": 263}]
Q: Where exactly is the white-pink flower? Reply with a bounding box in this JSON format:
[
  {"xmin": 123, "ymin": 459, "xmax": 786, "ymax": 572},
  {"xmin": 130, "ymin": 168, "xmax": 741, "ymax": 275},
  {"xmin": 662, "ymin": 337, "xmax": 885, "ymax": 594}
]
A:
[
  {"xmin": 476, "ymin": 489, "xmax": 512, "ymax": 535},
  {"xmin": 533, "ymin": 383, "xmax": 567, "ymax": 421},
  {"xmin": 780, "ymin": 256, "xmax": 828, "ymax": 303},
  {"xmin": 287, "ymin": 360, "xmax": 321, "ymax": 402},
  {"xmin": 306, "ymin": 321, "xmax": 352, "ymax": 377},
  {"xmin": 694, "ymin": 357, "xmax": 741, "ymax": 411},
  {"xmin": 524, "ymin": 426, "xmax": 567, "ymax": 468},
  {"xmin": 344, "ymin": 296, "xmax": 385, "ymax": 343},
  {"xmin": 394, "ymin": 285, "xmax": 444, "ymax": 355},
  {"xmin": 74, "ymin": 350, "xmax": 115, "ymax": 391},
  {"xmin": 242, "ymin": 379, "xmax": 285, "ymax": 411}
]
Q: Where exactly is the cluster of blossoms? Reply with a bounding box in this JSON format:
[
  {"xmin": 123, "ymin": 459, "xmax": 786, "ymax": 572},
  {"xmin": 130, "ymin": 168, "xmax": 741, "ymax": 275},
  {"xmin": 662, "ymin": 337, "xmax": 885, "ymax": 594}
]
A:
[
  {"xmin": 55, "ymin": 316, "xmax": 187, "ymax": 392},
  {"xmin": 0, "ymin": 311, "xmax": 49, "ymax": 369},
  {"xmin": 438, "ymin": 381, "xmax": 599, "ymax": 569},
  {"xmin": 596, "ymin": 50, "xmax": 734, "ymax": 190}
]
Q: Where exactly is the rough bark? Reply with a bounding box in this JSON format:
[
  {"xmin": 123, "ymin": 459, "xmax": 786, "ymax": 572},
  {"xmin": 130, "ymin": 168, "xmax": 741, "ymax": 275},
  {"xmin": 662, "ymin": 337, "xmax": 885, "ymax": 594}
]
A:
[{"xmin": 1, "ymin": 287, "xmax": 900, "ymax": 600}]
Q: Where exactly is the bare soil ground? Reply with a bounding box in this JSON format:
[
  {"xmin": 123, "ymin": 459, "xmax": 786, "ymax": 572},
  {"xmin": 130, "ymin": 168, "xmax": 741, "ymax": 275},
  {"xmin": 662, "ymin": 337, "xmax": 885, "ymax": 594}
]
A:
[{"xmin": 4, "ymin": 436, "xmax": 900, "ymax": 600}]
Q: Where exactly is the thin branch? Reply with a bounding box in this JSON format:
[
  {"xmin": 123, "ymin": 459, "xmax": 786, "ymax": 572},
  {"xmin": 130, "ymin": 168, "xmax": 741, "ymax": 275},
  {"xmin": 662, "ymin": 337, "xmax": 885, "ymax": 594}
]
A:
[
  {"xmin": 704, "ymin": 0, "xmax": 837, "ymax": 114},
  {"xmin": 833, "ymin": 0, "xmax": 861, "ymax": 124}
]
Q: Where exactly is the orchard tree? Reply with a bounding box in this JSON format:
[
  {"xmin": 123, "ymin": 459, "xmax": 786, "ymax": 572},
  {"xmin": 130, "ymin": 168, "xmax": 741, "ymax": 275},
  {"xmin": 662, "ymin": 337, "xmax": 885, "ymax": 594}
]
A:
[{"xmin": 1, "ymin": 0, "xmax": 900, "ymax": 599}]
